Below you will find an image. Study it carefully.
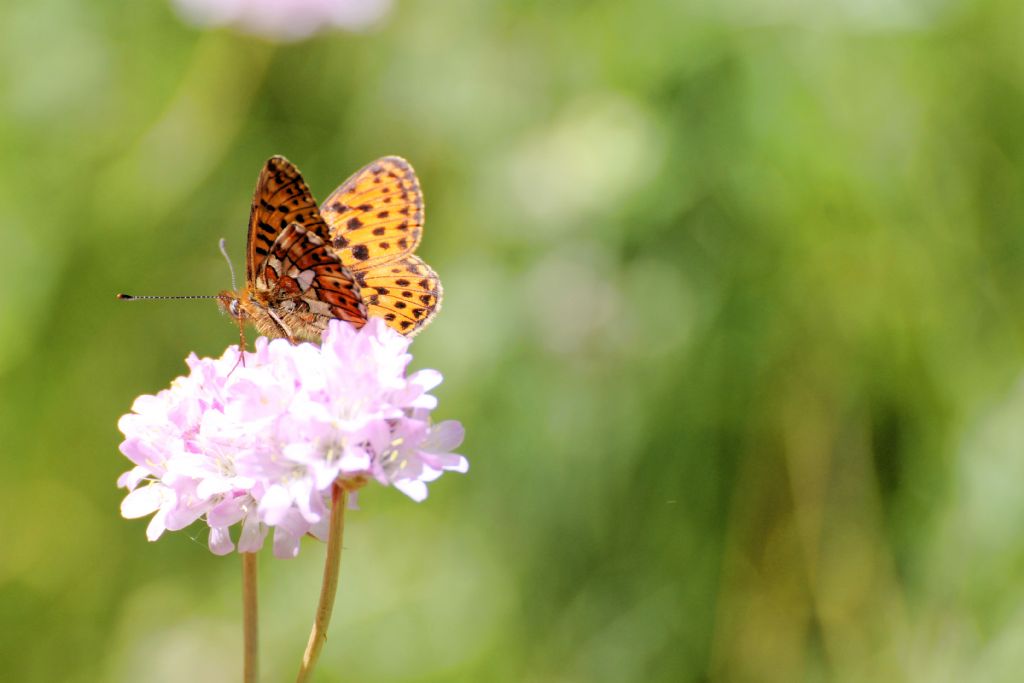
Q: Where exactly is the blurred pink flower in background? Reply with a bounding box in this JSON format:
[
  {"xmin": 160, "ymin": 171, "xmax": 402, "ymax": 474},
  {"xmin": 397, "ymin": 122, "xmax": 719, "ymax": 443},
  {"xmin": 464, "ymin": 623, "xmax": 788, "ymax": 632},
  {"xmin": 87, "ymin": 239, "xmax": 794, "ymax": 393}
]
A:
[
  {"xmin": 173, "ymin": 0, "xmax": 393, "ymax": 41},
  {"xmin": 117, "ymin": 319, "xmax": 467, "ymax": 558}
]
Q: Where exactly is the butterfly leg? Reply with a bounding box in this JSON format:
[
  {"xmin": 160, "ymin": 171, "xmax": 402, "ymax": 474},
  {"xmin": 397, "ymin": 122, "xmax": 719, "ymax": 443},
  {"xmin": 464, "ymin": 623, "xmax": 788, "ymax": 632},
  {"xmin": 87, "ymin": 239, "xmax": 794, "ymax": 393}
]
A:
[
  {"xmin": 266, "ymin": 306, "xmax": 297, "ymax": 343},
  {"xmin": 225, "ymin": 317, "xmax": 247, "ymax": 376}
]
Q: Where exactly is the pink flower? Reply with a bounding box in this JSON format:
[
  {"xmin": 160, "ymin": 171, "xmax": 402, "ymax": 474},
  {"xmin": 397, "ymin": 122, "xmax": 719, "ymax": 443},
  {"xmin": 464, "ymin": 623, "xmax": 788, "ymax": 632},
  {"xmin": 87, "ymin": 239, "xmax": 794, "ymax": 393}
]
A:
[
  {"xmin": 172, "ymin": 0, "xmax": 393, "ymax": 41},
  {"xmin": 117, "ymin": 319, "xmax": 467, "ymax": 558}
]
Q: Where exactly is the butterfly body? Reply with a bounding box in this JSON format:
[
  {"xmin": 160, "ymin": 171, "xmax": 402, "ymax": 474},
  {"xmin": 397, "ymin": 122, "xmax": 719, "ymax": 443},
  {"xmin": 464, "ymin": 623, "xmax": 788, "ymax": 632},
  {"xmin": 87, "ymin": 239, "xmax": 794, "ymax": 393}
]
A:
[{"xmin": 222, "ymin": 155, "xmax": 440, "ymax": 343}]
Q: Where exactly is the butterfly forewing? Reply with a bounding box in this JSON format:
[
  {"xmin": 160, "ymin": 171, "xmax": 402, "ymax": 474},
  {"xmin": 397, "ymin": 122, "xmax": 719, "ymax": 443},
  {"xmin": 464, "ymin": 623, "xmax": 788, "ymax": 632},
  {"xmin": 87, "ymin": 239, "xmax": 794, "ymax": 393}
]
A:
[
  {"xmin": 247, "ymin": 156, "xmax": 334, "ymax": 282},
  {"xmin": 233, "ymin": 157, "xmax": 365, "ymax": 342},
  {"xmin": 320, "ymin": 156, "xmax": 424, "ymax": 271}
]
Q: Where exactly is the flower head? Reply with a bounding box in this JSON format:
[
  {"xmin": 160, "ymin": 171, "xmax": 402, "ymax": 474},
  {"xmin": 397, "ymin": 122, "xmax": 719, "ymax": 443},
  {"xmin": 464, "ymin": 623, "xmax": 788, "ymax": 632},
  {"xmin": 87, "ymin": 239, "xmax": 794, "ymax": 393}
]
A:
[
  {"xmin": 117, "ymin": 319, "xmax": 467, "ymax": 558},
  {"xmin": 173, "ymin": 0, "xmax": 393, "ymax": 42}
]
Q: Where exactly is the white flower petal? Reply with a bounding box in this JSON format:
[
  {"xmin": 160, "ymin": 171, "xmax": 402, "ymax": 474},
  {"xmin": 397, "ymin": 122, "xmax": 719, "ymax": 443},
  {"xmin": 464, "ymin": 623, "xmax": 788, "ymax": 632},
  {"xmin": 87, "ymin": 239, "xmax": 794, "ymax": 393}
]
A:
[
  {"xmin": 208, "ymin": 498, "xmax": 248, "ymax": 527},
  {"xmin": 238, "ymin": 514, "xmax": 266, "ymax": 553},
  {"xmin": 208, "ymin": 526, "xmax": 235, "ymax": 555},
  {"xmin": 424, "ymin": 420, "xmax": 466, "ymax": 452},
  {"xmin": 394, "ymin": 479, "xmax": 429, "ymax": 502},
  {"xmin": 145, "ymin": 506, "xmax": 170, "ymax": 541},
  {"xmin": 117, "ymin": 466, "xmax": 150, "ymax": 490},
  {"xmin": 258, "ymin": 485, "xmax": 292, "ymax": 526},
  {"xmin": 121, "ymin": 485, "xmax": 165, "ymax": 518},
  {"xmin": 409, "ymin": 368, "xmax": 443, "ymax": 393}
]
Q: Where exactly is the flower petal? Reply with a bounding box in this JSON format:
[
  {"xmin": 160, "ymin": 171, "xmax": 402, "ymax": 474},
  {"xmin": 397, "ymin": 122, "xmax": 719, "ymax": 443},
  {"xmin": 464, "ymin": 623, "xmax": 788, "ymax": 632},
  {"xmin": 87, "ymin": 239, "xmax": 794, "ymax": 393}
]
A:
[
  {"xmin": 121, "ymin": 485, "xmax": 165, "ymax": 519},
  {"xmin": 209, "ymin": 526, "xmax": 235, "ymax": 555}
]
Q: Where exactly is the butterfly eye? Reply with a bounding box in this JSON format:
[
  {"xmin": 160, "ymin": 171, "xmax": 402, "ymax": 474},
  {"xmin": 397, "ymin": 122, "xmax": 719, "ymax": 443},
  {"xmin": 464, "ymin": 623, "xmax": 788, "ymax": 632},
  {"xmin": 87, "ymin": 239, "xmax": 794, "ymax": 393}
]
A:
[{"xmin": 230, "ymin": 300, "xmax": 241, "ymax": 318}]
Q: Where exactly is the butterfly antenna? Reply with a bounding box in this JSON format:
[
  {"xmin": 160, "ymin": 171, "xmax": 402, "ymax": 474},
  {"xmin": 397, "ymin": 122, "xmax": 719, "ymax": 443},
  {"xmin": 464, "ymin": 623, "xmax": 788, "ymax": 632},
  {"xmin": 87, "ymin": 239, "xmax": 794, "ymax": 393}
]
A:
[
  {"xmin": 117, "ymin": 294, "xmax": 221, "ymax": 300},
  {"xmin": 219, "ymin": 238, "xmax": 238, "ymax": 292}
]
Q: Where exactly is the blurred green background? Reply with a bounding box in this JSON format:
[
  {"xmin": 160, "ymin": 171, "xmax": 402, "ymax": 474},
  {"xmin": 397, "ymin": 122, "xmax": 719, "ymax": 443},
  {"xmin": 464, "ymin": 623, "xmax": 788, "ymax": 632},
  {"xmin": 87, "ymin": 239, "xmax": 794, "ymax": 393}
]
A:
[{"xmin": 4, "ymin": 0, "xmax": 1024, "ymax": 681}]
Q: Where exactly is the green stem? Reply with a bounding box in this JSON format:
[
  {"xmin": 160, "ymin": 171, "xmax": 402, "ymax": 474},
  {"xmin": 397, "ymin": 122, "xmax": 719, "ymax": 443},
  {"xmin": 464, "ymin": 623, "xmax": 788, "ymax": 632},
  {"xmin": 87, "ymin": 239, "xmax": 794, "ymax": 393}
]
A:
[
  {"xmin": 295, "ymin": 484, "xmax": 347, "ymax": 683},
  {"xmin": 242, "ymin": 551, "xmax": 259, "ymax": 683}
]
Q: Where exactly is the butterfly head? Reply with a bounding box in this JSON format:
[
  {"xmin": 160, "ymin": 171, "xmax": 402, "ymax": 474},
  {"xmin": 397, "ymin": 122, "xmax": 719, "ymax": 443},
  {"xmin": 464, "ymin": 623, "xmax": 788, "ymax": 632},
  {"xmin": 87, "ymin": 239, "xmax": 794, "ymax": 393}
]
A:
[
  {"xmin": 218, "ymin": 287, "xmax": 301, "ymax": 343},
  {"xmin": 218, "ymin": 288, "xmax": 261, "ymax": 354},
  {"xmin": 217, "ymin": 290, "xmax": 246, "ymax": 321}
]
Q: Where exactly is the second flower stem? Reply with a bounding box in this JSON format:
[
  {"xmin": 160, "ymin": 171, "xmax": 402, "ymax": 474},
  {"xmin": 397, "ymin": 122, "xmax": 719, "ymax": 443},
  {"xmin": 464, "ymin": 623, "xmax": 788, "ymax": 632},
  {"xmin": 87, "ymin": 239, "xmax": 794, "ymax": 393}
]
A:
[
  {"xmin": 295, "ymin": 483, "xmax": 347, "ymax": 683},
  {"xmin": 242, "ymin": 551, "xmax": 259, "ymax": 683}
]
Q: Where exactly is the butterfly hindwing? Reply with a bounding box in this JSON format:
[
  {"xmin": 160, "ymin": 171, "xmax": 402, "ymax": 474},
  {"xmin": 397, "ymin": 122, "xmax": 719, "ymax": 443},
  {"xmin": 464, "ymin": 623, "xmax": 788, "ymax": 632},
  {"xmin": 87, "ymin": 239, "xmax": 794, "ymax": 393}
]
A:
[
  {"xmin": 256, "ymin": 223, "xmax": 365, "ymax": 334},
  {"xmin": 354, "ymin": 255, "xmax": 442, "ymax": 336},
  {"xmin": 320, "ymin": 156, "xmax": 424, "ymax": 271}
]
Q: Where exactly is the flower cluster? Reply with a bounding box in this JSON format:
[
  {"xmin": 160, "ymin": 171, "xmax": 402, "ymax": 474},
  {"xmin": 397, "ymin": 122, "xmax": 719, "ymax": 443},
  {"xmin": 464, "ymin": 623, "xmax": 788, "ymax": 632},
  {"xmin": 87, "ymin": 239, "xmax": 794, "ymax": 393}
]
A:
[
  {"xmin": 117, "ymin": 319, "xmax": 466, "ymax": 558},
  {"xmin": 172, "ymin": 0, "xmax": 393, "ymax": 41}
]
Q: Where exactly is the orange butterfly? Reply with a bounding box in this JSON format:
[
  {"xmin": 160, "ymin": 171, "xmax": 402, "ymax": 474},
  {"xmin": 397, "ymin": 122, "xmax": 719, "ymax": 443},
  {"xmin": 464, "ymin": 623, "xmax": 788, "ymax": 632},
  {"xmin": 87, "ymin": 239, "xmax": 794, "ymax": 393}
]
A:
[{"xmin": 219, "ymin": 156, "xmax": 442, "ymax": 342}]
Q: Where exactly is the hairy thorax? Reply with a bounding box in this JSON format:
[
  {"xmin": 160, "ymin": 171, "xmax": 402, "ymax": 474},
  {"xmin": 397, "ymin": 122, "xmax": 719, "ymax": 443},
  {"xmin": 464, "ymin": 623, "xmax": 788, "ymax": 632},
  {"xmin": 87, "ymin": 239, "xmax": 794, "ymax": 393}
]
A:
[{"xmin": 218, "ymin": 288, "xmax": 327, "ymax": 343}]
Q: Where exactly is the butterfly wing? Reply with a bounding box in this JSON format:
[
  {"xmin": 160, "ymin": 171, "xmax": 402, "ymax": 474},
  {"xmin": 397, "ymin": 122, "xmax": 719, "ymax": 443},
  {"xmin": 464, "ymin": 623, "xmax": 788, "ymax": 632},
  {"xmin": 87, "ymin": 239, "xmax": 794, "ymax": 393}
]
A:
[
  {"xmin": 256, "ymin": 223, "xmax": 366, "ymax": 339},
  {"xmin": 354, "ymin": 255, "xmax": 442, "ymax": 336},
  {"xmin": 320, "ymin": 156, "xmax": 424, "ymax": 271},
  {"xmin": 247, "ymin": 156, "xmax": 335, "ymax": 283}
]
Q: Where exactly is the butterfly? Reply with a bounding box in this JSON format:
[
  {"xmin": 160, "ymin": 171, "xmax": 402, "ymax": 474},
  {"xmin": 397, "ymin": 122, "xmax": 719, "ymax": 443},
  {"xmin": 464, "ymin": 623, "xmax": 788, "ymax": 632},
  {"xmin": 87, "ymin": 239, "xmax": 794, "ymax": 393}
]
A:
[{"xmin": 218, "ymin": 156, "xmax": 442, "ymax": 342}]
